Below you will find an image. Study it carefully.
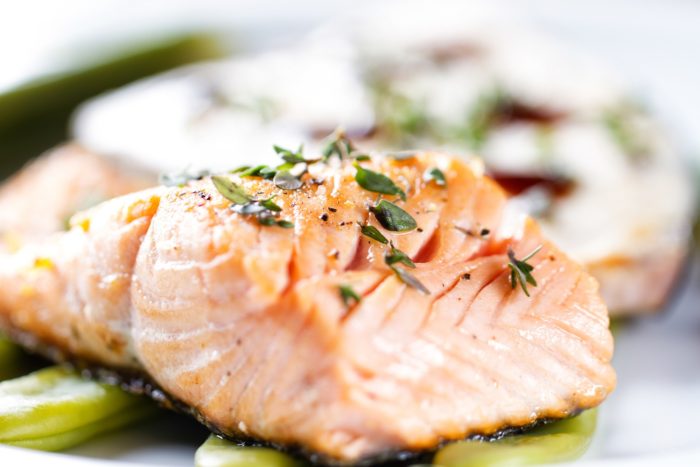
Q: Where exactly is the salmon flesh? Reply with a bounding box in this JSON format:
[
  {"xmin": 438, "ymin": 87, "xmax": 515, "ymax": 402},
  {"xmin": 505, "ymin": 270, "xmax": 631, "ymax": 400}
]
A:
[{"xmin": 0, "ymin": 150, "xmax": 615, "ymax": 462}]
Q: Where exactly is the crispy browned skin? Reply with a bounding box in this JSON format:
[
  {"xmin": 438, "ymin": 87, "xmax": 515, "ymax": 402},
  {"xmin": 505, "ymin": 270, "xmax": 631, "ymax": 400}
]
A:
[
  {"xmin": 0, "ymin": 144, "xmax": 154, "ymax": 252},
  {"xmin": 0, "ymin": 152, "xmax": 615, "ymax": 462}
]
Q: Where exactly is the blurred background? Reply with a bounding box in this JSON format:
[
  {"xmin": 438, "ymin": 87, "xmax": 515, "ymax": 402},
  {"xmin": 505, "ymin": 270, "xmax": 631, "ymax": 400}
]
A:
[{"xmin": 2, "ymin": 0, "xmax": 700, "ymax": 171}]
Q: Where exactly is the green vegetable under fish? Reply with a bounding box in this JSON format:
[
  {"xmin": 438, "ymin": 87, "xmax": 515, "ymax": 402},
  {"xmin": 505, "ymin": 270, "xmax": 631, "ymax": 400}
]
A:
[
  {"xmin": 0, "ymin": 366, "xmax": 157, "ymax": 451},
  {"xmin": 195, "ymin": 435, "xmax": 300, "ymax": 467},
  {"xmin": 0, "ymin": 338, "xmax": 29, "ymax": 381},
  {"xmin": 434, "ymin": 409, "xmax": 597, "ymax": 467},
  {"xmin": 193, "ymin": 410, "xmax": 596, "ymax": 467}
]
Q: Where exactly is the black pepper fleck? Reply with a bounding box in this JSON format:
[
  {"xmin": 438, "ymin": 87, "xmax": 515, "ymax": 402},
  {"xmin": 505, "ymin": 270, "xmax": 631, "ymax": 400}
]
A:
[
  {"xmin": 320, "ymin": 213, "xmax": 329, "ymax": 221},
  {"xmin": 462, "ymin": 273, "xmax": 471, "ymax": 280},
  {"xmin": 328, "ymin": 207, "xmax": 337, "ymax": 212}
]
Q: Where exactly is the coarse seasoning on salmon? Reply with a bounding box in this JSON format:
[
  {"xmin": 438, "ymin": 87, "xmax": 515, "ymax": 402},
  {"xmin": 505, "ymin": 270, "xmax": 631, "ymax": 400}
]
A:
[{"xmin": 0, "ymin": 148, "xmax": 615, "ymax": 463}]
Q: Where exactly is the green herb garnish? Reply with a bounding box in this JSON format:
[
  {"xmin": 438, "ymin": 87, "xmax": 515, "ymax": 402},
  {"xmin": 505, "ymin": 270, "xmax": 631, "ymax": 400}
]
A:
[
  {"xmin": 359, "ymin": 224, "xmax": 389, "ymax": 244},
  {"xmin": 211, "ymin": 176, "xmax": 252, "ymax": 205},
  {"xmin": 507, "ymin": 245, "xmax": 542, "ymax": 296},
  {"xmin": 424, "ymin": 168, "xmax": 447, "ymax": 186},
  {"xmin": 322, "ymin": 130, "xmax": 355, "ymax": 160},
  {"xmin": 370, "ymin": 200, "xmax": 417, "ymax": 232},
  {"xmin": 390, "ymin": 265, "xmax": 430, "ymax": 294},
  {"xmin": 338, "ymin": 284, "xmax": 361, "ymax": 307},
  {"xmin": 256, "ymin": 216, "xmax": 294, "ymax": 228},
  {"xmin": 237, "ymin": 165, "xmax": 277, "ymax": 179},
  {"xmin": 260, "ymin": 198, "xmax": 282, "ymax": 212},
  {"xmin": 354, "ymin": 164, "xmax": 406, "ymax": 200},
  {"xmin": 273, "ymin": 170, "xmax": 303, "ymax": 191},
  {"xmin": 385, "ymin": 244, "xmax": 415, "ymax": 268},
  {"xmin": 212, "ymin": 176, "xmax": 291, "ymax": 228},
  {"xmin": 273, "ymin": 144, "xmax": 307, "ymax": 164}
]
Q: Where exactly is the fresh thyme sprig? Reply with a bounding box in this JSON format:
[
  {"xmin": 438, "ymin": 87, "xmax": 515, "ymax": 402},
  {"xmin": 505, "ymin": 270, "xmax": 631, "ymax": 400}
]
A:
[
  {"xmin": 211, "ymin": 176, "xmax": 293, "ymax": 228},
  {"xmin": 507, "ymin": 245, "xmax": 542, "ymax": 296},
  {"xmin": 383, "ymin": 243, "xmax": 429, "ymax": 294},
  {"xmin": 385, "ymin": 243, "xmax": 416, "ymax": 269}
]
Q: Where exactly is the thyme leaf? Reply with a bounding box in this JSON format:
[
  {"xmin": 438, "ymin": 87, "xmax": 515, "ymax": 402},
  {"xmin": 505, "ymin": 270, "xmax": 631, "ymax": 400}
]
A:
[
  {"xmin": 211, "ymin": 176, "xmax": 252, "ymax": 205},
  {"xmin": 338, "ymin": 284, "xmax": 361, "ymax": 307},
  {"xmin": 390, "ymin": 265, "xmax": 430, "ymax": 294},
  {"xmin": 359, "ymin": 224, "xmax": 389, "ymax": 244},
  {"xmin": 385, "ymin": 244, "xmax": 415, "ymax": 268},
  {"xmin": 276, "ymin": 219, "xmax": 295, "ymax": 229},
  {"xmin": 507, "ymin": 245, "xmax": 542, "ymax": 296},
  {"xmin": 237, "ymin": 165, "xmax": 277, "ymax": 179},
  {"xmin": 273, "ymin": 144, "xmax": 307, "ymax": 164},
  {"xmin": 260, "ymin": 197, "xmax": 282, "ymax": 212},
  {"xmin": 424, "ymin": 167, "xmax": 447, "ymax": 187},
  {"xmin": 273, "ymin": 170, "xmax": 303, "ymax": 190},
  {"xmin": 213, "ymin": 176, "xmax": 291, "ymax": 228},
  {"xmin": 322, "ymin": 130, "xmax": 356, "ymax": 160},
  {"xmin": 369, "ymin": 200, "xmax": 417, "ymax": 232},
  {"xmin": 354, "ymin": 164, "xmax": 406, "ymax": 200}
]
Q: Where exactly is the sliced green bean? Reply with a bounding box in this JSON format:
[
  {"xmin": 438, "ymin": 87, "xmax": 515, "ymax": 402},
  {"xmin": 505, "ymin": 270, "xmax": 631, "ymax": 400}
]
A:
[
  {"xmin": 195, "ymin": 435, "xmax": 300, "ymax": 467},
  {"xmin": 433, "ymin": 409, "xmax": 597, "ymax": 467},
  {"xmin": 0, "ymin": 336, "xmax": 24, "ymax": 381},
  {"xmin": 0, "ymin": 366, "xmax": 158, "ymax": 451}
]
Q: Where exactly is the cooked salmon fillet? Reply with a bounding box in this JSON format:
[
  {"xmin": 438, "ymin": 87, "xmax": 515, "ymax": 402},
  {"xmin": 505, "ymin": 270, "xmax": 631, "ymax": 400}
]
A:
[
  {"xmin": 0, "ymin": 144, "xmax": 154, "ymax": 252},
  {"xmin": 0, "ymin": 150, "xmax": 615, "ymax": 462}
]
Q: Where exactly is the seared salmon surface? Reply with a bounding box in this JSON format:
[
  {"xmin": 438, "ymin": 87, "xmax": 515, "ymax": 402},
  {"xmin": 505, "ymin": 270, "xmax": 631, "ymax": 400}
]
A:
[{"xmin": 0, "ymin": 149, "xmax": 615, "ymax": 462}]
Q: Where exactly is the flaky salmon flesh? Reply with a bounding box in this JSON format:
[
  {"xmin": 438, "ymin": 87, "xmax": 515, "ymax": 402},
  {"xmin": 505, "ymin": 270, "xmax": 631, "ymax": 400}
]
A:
[{"xmin": 0, "ymin": 150, "xmax": 615, "ymax": 463}]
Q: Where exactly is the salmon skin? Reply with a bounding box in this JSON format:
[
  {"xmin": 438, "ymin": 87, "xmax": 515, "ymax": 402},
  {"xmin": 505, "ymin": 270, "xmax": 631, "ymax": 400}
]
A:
[{"xmin": 0, "ymin": 149, "xmax": 615, "ymax": 463}]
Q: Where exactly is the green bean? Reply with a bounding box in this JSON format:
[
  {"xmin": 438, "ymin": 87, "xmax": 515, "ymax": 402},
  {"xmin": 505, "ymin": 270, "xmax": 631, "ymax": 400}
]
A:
[
  {"xmin": 0, "ymin": 33, "xmax": 226, "ymax": 179},
  {"xmin": 195, "ymin": 435, "xmax": 300, "ymax": 467},
  {"xmin": 0, "ymin": 337, "xmax": 26, "ymax": 381},
  {"xmin": 433, "ymin": 409, "xmax": 597, "ymax": 467},
  {"xmin": 0, "ymin": 366, "xmax": 158, "ymax": 451}
]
